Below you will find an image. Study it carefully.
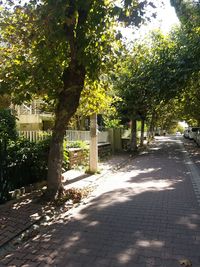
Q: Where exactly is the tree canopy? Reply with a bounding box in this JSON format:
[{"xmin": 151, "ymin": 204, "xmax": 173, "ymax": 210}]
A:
[{"xmin": 0, "ymin": 0, "xmax": 158, "ymax": 198}]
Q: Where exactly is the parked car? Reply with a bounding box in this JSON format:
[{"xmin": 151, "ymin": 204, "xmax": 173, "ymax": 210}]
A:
[
  {"xmin": 183, "ymin": 128, "xmax": 190, "ymax": 138},
  {"xmin": 188, "ymin": 127, "xmax": 200, "ymax": 141},
  {"xmin": 196, "ymin": 129, "xmax": 200, "ymax": 146}
]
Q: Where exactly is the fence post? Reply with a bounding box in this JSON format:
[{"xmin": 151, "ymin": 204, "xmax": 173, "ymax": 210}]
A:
[
  {"xmin": 89, "ymin": 113, "xmax": 98, "ymax": 173},
  {"xmin": 114, "ymin": 128, "xmax": 123, "ymax": 152},
  {"xmin": 108, "ymin": 128, "xmax": 115, "ymax": 153}
]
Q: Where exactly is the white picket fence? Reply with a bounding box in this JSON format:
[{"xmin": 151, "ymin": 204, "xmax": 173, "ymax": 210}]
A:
[
  {"xmin": 18, "ymin": 130, "xmax": 49, "ymax": 142},
  {"xmin": 65, "ymin": 130, "xmax": 90, "ymax": 142},
  {"xmin": 18, "ymin": 130, "xmax": 109, "ymax": 143}
]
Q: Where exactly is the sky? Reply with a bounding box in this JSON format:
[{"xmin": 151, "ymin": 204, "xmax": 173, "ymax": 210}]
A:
[
  {"xmin": 3, "ymin": 0, "xmax": 180, "ymax": 39},
  {"xmin": 121, "ymin": 0, "xmax": 180, "ymax": 41},
  {"xmin": 156, "ymin": 0, "xmax": 180, "ymax": 33}
]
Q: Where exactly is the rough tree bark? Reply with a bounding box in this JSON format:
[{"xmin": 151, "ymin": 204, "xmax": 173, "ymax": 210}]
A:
[
  {"xmin": 130, "ymin": 117, "xmax": 137, "ymax": 152},
  {"xmin": 45, "ymin": 1, "xmax": 91, "ymax": 199},
  {"xmin": 148, "ymin": 112, "xmax": 156, "ymax": 142},
  {"xmin": 46, "ymin": 65, "xmax": 86, "ymax": 199},
  {"xmin": 140, "ymin": 118, "xmax": 145, "ymax": 146}
]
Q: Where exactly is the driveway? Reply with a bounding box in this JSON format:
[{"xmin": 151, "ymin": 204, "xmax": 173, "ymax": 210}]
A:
[{"xmin": 1, "ymin": 136, "xmax": 200, "ymax": 267}]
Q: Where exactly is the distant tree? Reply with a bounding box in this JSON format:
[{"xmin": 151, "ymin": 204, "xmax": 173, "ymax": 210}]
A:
[
  {"xmin": 114, "ymin": 31, "xmax": 184, "ymax": 148},
  {"xmin": 170, "ymin": 0, "xmax": 200, "ymax": 124}
]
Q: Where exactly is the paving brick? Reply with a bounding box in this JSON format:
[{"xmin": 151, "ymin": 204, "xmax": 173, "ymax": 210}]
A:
[{"xmin": 1, "ymin": 138, "xmax": 200, "ymax": 266}]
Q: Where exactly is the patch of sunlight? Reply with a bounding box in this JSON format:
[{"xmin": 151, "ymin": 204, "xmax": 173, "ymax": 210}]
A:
[
  {"xmin": 149, "ymin": 147, "xmax": 161, "ymax": 150},
  {"xmin": 30, "ymin": 212, "xmax": 40, "ymax": 220},
  {"xmin": 176, "ymin": 215, "xmax": 200, "ymax": 230},
  {"xmin": 96, "ymin": 179, "xmax": 178, "ymax": 210},
  {"xmin": 79, "ymin": 248, "xmax": 90, "ymax": 254},
  {"xmin": 136, "ymin": 239, "xmax": 164, "ymax": 248},
  {"xmin": 117, "ymin": 253, "xmax": 134, "ymax": 264},
  {"xmin": 132, "ymin": 167, "xmax": 159, "ymax": 176},
  {"xmin": 88, "ymin": 220, "xmax": 99, "ymax": 226},
  {"xmin": 63, "ymin": 232, "xmax": 82, "ymax": 249},
  {"xmin": 12, "ymin": 198, "xmax": 32, "ymax": 209},
  {"xmin": 132, "ymin": 179, "xmax": 176, "ymax": 193},
  {"xmin": 116, "ymin": 167, "xmax": 160, "ymax": 180},
  {"xmin": 96, "ymin": 191, "xmax": 131, "ymax": 206}
]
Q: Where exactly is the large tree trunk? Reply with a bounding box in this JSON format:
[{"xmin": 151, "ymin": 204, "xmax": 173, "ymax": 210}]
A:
[
  {"xmin": 46, "ymin": 66, "xmax": 86, "ymax": 199},
  {"xmin": 45, "ymin": 1, "xmax": 91, "ymax": 199},
  {"xmin": 140, "ymin": 118, "xmax": 145, "ymax": 146},
  {"xmin": 130, "ymin": 117, "xmax": 137, "ymax": 152},
  {"xmin": 148, "ymin": 112, "xmax": 155, "ymax": 142}
]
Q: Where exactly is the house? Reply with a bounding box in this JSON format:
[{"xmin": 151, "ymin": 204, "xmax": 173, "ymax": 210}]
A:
[{"xmin": 13, "ymin": 100, "xmax": 54, "ymax": 131}]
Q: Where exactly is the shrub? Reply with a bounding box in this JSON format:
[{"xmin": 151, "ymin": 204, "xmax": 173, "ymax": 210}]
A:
[
  {"xmin": 66, "ymin": 140, "xmax": 88, "ymax": 149},
  {"xmin": 0, "ymin": 136, "xmax": 70, "ymax": 204},
  {"xmin": 0, "ymin": 109, "xmax": 17, "ymax": 203},
  {"xmin": 0, "ymin": 108, "xmax": 17, "ymax": 141},
  {"xmin": 5, "ymin": 138, "xmax": 49, "ymax": 190},
  {"xmin": 6, "ymin": 137, "xmax": 70, "ymax": 188}
]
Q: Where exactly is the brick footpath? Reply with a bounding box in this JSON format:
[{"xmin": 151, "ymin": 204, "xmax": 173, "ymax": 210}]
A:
[
  {"xmin": 1, "ymin": 137, "xmax": 200, "ymax": 266},
  {"xmin": 0, "ymin": 196, "xmax": 43, "ymax": 249},
  {"xmin": 0, "ymin": 154, "xmax": 130, "ymax": 258}
]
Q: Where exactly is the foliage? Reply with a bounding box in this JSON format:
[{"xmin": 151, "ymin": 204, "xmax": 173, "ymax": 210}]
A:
[
  {"xmin": 0, "ymin": 0, "xmax": 156, "ymax": 103},
  {"xmin": 0, "ymin": 108, "xmax": 17, "ymax": 141},
  {"xmin": 55, "ymin": 187, "xmax": 92, "ymax": 206},
  {"xmin": 0, "ymin": 95, "xmax": 11, "ymax": 108},
  {"xmin": 66, "ymin": 140, "xmax": 88, "ymax": 149},
  {"xmin": 178, "ymin": 75, "xmax": 200, "ymax": 125},
  {"xmin": 170, "ymin": 0, "xmax": 200, "ymax": 26},
  {"xmin": 113, "ymin": 18, "xmax": 200, "ymax": 137},
  {"xmin": 78, "ymin": 79, "xmax": 116, "ymax": 116},
  {"xmin": 72, "ymin": 76, "xmax": 122, "ymax": 130},
  {"xmin": 0, "ymin": 108, "xmax": 17, "ymax": 203},
  {"xmin": 169, "ymin": 1, "xmax": 200, "ymax": 124},
  {"xmin": 65, "ymin": 140, "xmax": 89, "ymax": 169},
  {"xmin": 5, "ymin": 138, "xmax": 49, "ymax": 188},
  {"xmin": 104, "ymin": 118, "xmax": 122, "ymax": 129},
  {"xmin": 113, "ymin": 31, "xmax": 181, "ymax": 145},
  {"xmin": 0, "ymin": 0, "xmax": 158, "ymax": 197},
  {"xmin": 176, "ymin": 124, "xmax": 185, "ymax": 134},
  {"xmin": 0, "ymin": 137, "xmax": 69, "ymax": 204},
  {"xmin": 137, "ymin": 121, "xmax": 148, "ymax": 132},
  {"xmin": 150, "ymin": 99, "xmax": 181, "ymax": 132}
]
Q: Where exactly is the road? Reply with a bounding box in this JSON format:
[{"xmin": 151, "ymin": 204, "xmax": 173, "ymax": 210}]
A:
[{"xmin": 1, "ymin": 136, "xmax": 200, "ymax": 267}]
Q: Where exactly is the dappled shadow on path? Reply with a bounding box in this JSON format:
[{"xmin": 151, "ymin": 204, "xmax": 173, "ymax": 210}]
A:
[
  {"xmin": 2, "ymin": 137, "xmax": 200, "ymax": 267},
  {"xmin": 63, "ymin": 173, "xmax": 91, "ymax": 186},
  {"xmin": 0, "ymin": 191, "xmax": 45, "ymax": 248},
  {"xmin": 16, "ymin": 176, "xmax": 200, "ymax": 267}
]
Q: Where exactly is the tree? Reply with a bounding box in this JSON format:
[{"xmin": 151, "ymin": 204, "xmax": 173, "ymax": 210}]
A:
[
  {"xmin": 178, "ymin": 75, "xmax": 200, "ymax": 125},
  {"xmin": 0, "ymin": 108, "xmax": 17, "ymax": 203},
  {"xmin": 170, "ymin": 0, "xmax": 200, "ymax": 26},
  {"xmin": 0, "ymin": 95, "xmax": 11, "ymax": 108},
  {"xmin": 0, "ymin": 0, "xmax": 156, "ymax": 199},
  {"xmin": 170, "ymin": 0, "xmax": 200, "ymax": 125},
  {"xmin": 114, "ymin": 30, "xmax": 182, "ymax": 147}
]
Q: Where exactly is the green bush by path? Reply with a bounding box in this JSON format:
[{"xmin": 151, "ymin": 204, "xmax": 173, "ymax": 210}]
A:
[
  {"xmin": 0, "ymin": 135, "xmax": 70, "ymax": 204},
  {"xmin": 0, "ymin": 109, "xmax": 17, "ymax": 203},
  {"xmin": 6, "ymin": 138, "xmax": 50, "ymax": 189}
]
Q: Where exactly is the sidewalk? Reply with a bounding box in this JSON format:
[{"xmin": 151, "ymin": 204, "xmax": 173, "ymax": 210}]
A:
[
  {"xmin": 1, "ymin": 137, "xmax": 200, "ymax": 267},
  {"xmin": 0, "ymin": 154, "xmax": 130, "ymax": 257}
]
